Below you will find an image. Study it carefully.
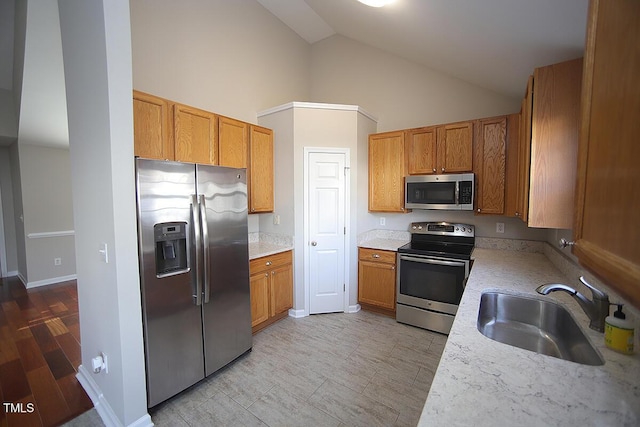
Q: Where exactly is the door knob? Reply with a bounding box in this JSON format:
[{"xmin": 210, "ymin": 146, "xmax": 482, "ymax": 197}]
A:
[{"xmin": 311, "ymin": 241, "xmax": 317, "ymax": 246}]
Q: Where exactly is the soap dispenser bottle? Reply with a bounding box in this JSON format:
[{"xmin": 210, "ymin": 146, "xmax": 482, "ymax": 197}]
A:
[{"xmin": 604, "ymin": 304, "xmax": 635, "ymax": 354}]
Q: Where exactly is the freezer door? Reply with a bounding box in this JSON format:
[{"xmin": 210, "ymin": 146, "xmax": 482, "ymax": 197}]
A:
[
  {"xmin": 136, "ymin": 159, "xmax": 205, "ymax": 407},
  {"xmin": 197, "ymin": 165, "xmax": 253, "ymax": 376}
]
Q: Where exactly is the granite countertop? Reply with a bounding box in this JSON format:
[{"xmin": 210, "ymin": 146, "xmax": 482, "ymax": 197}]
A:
[
  {"xmin": 248, "ymin": 232, "xmax": 293, "ymax": 260},
  {"xmin": 357, "ymin": 229, "xmax": 410, "ymax": 252},
  {"xmin": 419, "ymin": 248, "xmax": 640, "ymax": 426}
]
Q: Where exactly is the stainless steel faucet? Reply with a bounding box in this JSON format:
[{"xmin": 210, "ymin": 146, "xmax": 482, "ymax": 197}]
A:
[{"xmin": 536, "ymin": 276, "xmax": 610, "ymax": 332}]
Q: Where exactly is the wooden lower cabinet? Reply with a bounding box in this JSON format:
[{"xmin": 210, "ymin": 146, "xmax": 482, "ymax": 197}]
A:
[
  {"xmin": 358, "ymin": 248, "xmax": 396, "ymax": 316},
  {"xmin": 250, "ymin": 250, "xmax": 293, "ymax": 333}
]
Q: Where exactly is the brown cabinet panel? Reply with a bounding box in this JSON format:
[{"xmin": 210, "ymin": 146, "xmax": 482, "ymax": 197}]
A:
[
  {"xmin": 528, "ymin": 58, "xmax": 582, "ymax": 228},
  {"xmin": 249, "ymin": 126, "xmax": 274, "ymax": 213},
  {"xmin": 271, "ymin": 264, "xmax": 293, "ymax": 316},
  {"xmin": 504, "ymin": 113, "xmax": 521, "ymax": 217},
  {"xmin": 406, "ymin": 127, "xmax": 437, "ymax": 175},
  {"xmin": 474, "ymin": 117, "xmax": 507, "ymax": 215},
  {"xmin": 516, "ymin": 75, "xmax": 534, "ymax": 222},
  {"xmin": 358, "ymin": 247, "xmax": 397, "ymax": 264},
  {"xmin": 437, "ymin": 122, "xmax": 473, "ymax": 173},
  {"xmin": 358, "ymin": 248, "xmax": 396, "ymax": 312},
  {"xmin": 249, "ymin": 250, "xmax": 293, "ymax": 332},
  {"xmin": 368, "ymin": 131, "xmax": 407, "ymax": 212},
  {"xmin": 174, "ymin": 104, "xmax": 217, "ymax": 165},
  {"xmin": 133, "ymin": 91, "xmax": 173, "ymax": 160},
  {"xmin": 218, "ymin": 116, "xmax": 248, "ymax": 169},
  {"xmin": 250, "ymin": 273, "xmax": 269, "ymax": 327},
  {"xmin": 573, "ymin": 0, "xmax": 640, "ymax": 309},
  {"xmin": 358, "ymin": 261, "xmax": 395, "ymax": 310}
]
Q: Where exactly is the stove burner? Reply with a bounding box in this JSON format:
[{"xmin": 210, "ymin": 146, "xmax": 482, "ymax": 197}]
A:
[{"xmin": 398, "ymin": 221, "xmax": 475, "ymax": 260}]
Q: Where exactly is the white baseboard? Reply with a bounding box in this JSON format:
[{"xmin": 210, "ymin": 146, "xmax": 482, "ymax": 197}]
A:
[
  {"xmin": 2, "ymin": 270, "xmax": 19, "ymax": 279},
  {"xmin": 288, "ymin": 308, "xmax": 306, "ymax": 318},
  {"xmin": 26, "ymin": 274, "xmax": 77, "ymax": 289},
  {"xmin": 347, "ymin": 304, "xmax": 361, "ymax": 313},
  {"xmin": 77, "ymin": 365, "xmax": 153, "ymax": 427}
]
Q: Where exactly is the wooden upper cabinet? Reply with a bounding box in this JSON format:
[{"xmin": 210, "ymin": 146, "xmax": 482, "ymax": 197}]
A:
[
  {"xmin": 218, "ymin": 116, "xmax": 248, "ymax": 169},
  {"xmin": 249, "ymin": 125, "xmax": 274, "ymax": 213},
  {"xmin": 504, "ymin": 113, "xmax": 521, "ymax": 217},
  {"xmin": 474, "ymin": 116, "xmax": 507, "ymax": 215},
  {"xmin": 528, "ymin": 58, "xmax": 582, "ymax": 228},
  {"xmin": 368, "ymin": 131, "xmax": 407, "ymax": 213},
  {"xmin": 572, "ymin": 0, "xmax": 640, "ymax": 309},
  {"xmin": 516, "ymin": 76, "xmax": 534, "ymax": 223},
  {"xmin": 436, "ymin": 122, "xmax": 473, "ymax": 173},
  {"xmin": 406, "ymin": 127, "xmax": 437, "ymax": 174},
  {"xmin": 174, "ymin": 104, "xmax": 218, "ymax": 165},
  {"xmin": 133, "ymin": 91, "xmax": 174, "ymax": 160}
]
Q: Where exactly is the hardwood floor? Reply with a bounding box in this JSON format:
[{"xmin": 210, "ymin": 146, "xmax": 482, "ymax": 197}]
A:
[{"xmin": 0, "ymin": 276, "xmax": 93, "ymax": 427}]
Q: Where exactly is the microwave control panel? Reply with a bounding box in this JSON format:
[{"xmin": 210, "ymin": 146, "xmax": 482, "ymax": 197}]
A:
[{"xmin": 459, "ymin": 181, "xmax": 473, "ymax": 204}]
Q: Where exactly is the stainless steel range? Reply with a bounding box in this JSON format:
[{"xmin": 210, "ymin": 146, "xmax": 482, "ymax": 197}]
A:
[{"xmin": 396, "ymin": 222, "xmax": 475, "ymax": 334}]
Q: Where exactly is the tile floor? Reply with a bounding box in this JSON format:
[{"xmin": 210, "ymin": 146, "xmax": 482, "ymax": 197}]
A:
[{"xmin": 66, "ymin": 310, "xmax": 446, "ymax": 427}]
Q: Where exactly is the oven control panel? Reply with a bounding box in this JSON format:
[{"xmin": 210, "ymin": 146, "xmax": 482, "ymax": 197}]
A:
[{"xmin": 410, "ymin": 222, "xmax": 475, "ymax": 237}]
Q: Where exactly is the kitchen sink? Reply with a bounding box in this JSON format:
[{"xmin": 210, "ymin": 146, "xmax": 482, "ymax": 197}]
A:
[{"xmin": 477, "ymin": 291, "xmax": 604, "ymax": 366}]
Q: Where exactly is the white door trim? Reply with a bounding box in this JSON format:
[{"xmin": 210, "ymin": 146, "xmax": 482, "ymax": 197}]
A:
[
  {"xmin": 0, "ymin": 184, "xmax": 7, "ymax": 277},
  {"xmin": 303, "ymin": 147, "xmax": 350, "ymax": 316}
]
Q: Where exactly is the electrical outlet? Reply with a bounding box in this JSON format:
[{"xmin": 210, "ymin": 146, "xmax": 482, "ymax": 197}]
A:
[
  {"xmin": 496, "ymin": 222, "xmax": 505, "ymax": 234},
  {"xmin": 54, "ymin": 258, "xmax": 62, "ymax": 266},
  {"xmin": 273, "ymin": 214, "xmax": 280, "ymax": 225},
  {"xmin": 380, "ymin": 217, "xmax": 386, "ymax": 226}
]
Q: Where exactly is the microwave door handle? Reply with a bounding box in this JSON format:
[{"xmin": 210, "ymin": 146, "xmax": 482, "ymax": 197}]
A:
[
  {"xmin": 199, "ymin": 194, "xmax": 210, "ymax": 304},
  {"xmin": 455, "ymin": 181, "xmax": 460, "ymax": 205},
  {"xmin": 191, "ymin": 195, "xmax": 202, "ymax": 306},
  {"xmin": 400, "ymin": 255, "xmax": 465, "ymax": 268}
]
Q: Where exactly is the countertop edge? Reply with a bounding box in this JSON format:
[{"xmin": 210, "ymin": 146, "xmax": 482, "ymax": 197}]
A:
[{"xmin": 418, "ymin": 248, "xmax": 640, "ymax": 426}]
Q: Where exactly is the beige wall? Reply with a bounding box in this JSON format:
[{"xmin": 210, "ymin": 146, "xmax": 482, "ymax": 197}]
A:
[
  {"xmin": 310, "ymin": 35, "xmax": 520, "ymax": 132},
  {"xmin": 17, "ymin": 143, "xmax": 76, "ymax": 285},
  {"xmin": 130, "ymin": 0, "xmax": 311, "ymax": 124},
  {"xmin": 258, "ymin": 103, "xmax": 377, "ymax": 312}
]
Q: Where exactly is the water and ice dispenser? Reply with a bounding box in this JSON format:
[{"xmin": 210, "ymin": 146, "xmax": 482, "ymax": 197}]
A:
[{"xmin": 154, "ymin": 222, "xmax": 188, "ymax": 277}]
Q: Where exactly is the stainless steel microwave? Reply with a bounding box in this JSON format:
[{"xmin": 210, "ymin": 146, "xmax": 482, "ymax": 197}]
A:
[{"xmin": 405, "ymin": 173, "xmax": 474, "ymax": 210}]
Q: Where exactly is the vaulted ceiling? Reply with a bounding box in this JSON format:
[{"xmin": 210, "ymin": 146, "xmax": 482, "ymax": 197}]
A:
[
  {"xmin": 0, "ymin": 0, "xmax": 589, "ymax": 148},
  {"xmin": 257, "ymin": 0, "xmax": 589, "ymax": 99}
]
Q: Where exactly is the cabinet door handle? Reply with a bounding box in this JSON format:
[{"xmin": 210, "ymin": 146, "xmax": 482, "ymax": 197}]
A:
[
  {"xmin": 441, "ymin": 167, "xmax": 445, "ymax": 173},
  {"xmin": 391, "ymin": 266, "xmax": 395, "ymax": 270},
  {"xmin": 265, "ymin": 261, "xmax": 272, "ymax": 266},
  {"xmin": 432, "ymin": 168, "xmax": 436, "ymax": 173},
  {"xmin": 311, "ymin": 241, "xmax": 317, "ymax": 246},
  {"xmin": 372, "ymin": 254, "xmax": 380, "ymax": 258},
  {"xmin": 477, "ymin": 208, "xmax": 481, "ymax": 213}
]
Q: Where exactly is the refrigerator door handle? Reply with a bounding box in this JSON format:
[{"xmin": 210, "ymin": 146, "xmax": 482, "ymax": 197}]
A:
[
  {"xmin": 199, "ymin": 194, "xmax": 211, "ymax": 303},
  {"xmin": 191, "ymin": 194, "xmax": 203, "ymax": 306}
]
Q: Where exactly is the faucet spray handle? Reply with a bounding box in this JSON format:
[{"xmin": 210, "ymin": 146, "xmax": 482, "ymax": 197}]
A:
[{"xmin": 579, "ymin": 276, "xmax": 608, "ymax": 301}]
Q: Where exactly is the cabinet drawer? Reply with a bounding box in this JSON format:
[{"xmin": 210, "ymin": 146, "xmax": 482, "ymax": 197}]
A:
[
  {"xmin": 250, "ymin": 250, "xmax": 293, "ymax": 274},
  {"xmin": 358, "ymin": 248, "xmax": 396, "ymax": 264}
]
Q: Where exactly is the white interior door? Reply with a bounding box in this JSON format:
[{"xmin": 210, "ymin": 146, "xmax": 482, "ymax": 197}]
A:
[{"xmin": 307, "ymin": 150, "xmax": 347, "ymax": 314}]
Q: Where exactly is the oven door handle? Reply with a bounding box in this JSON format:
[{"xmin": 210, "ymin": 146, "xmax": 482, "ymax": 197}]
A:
[{"xmin": 399, "ymin": 254, "xmax": 466, "ymax": 268}]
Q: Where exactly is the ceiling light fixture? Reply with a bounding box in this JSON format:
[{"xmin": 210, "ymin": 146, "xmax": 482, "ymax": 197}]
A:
[{"xmin": 357, "ymin": 0, "xmax": 395, "ymax": 7}]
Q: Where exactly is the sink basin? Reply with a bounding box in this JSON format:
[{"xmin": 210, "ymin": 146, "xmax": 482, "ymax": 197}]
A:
[{"xmin": 477, "ymin": 292, "xmax": 604, "ymax": 366}]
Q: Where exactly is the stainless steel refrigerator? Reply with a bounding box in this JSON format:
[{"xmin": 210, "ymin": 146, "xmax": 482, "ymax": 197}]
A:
[{"xmin": 135, "ymin": 158, "xmax": 252, "ymax": 408}]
